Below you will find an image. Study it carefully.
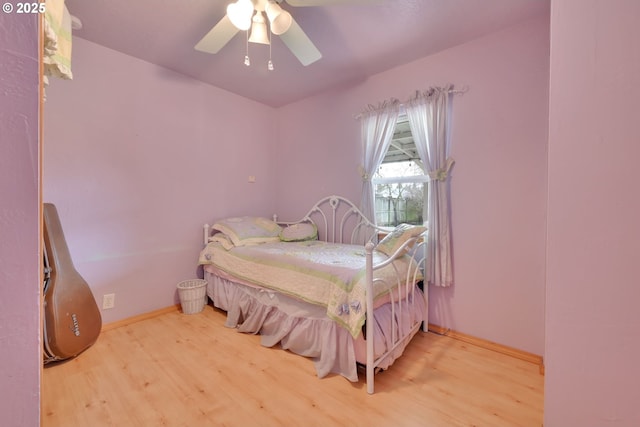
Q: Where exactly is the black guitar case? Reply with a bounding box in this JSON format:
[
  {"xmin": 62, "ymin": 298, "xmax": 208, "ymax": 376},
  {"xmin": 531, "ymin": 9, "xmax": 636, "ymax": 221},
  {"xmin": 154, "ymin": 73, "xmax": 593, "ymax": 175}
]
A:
[{"xmin": 43, "ymin": 203, "xmax": 102, "ymax": 364}]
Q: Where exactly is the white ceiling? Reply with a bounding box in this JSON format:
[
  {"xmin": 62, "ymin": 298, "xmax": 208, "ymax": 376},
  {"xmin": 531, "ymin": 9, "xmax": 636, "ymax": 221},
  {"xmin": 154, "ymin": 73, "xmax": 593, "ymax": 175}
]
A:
[{"xmin": 65, "ymin": 0, "xmax": 549, "ymax": 107}]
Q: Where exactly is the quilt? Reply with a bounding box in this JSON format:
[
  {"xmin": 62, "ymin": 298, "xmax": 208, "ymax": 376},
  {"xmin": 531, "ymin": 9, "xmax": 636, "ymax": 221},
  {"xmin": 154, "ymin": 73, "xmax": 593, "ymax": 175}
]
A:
[{"xmin": 198, "ymin": 240, "xmax": 420, "ymax": 337}]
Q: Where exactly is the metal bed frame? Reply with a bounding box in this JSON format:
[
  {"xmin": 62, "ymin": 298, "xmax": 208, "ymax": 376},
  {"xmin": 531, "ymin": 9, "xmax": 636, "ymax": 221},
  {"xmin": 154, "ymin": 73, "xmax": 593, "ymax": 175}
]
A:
[{"xmin": 204, "ymin": 195, "xmax": 427, "ymax": 394}]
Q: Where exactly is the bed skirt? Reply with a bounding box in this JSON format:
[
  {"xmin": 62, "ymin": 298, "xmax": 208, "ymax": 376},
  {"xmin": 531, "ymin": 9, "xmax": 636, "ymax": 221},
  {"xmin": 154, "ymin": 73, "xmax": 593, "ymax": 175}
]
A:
[{"xmin": 204, "ymin": 268, "xmax": 425, "ymax": 382}]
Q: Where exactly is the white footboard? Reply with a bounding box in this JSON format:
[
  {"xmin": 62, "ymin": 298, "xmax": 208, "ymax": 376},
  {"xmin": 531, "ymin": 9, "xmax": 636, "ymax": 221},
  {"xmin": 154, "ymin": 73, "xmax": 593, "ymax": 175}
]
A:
[
  {"xmin": 279, "ymin": 195, "xmax": 427, "ymax": 394},
  {"xmin": 365, "ymin": 235, "xmax": 426, "ymax": 394}
]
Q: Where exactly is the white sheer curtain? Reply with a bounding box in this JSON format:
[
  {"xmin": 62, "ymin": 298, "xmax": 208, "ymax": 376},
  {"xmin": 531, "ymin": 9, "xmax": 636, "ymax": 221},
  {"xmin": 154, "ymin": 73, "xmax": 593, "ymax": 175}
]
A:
[
  {"xmin": 358, "ymin": 99, "xmax": 401, "ymax": 223},
  {"xmin": 405, "ymin": 85, "xmax": 455, "ymax": 287}
]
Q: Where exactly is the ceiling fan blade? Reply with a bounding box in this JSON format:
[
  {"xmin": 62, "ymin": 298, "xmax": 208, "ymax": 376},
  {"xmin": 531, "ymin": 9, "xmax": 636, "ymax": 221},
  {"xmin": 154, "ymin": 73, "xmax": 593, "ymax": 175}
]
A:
[
  {"xmin": 194, "ymin": 15, "xmax": 239, "ymax": 54},
  {"xmin": 279, "ymin": 19, "xmax": 322, "ymax": 66},
  {"xmin": 284, "ymin": 0, "xmax": 380, "ymax": 6}
]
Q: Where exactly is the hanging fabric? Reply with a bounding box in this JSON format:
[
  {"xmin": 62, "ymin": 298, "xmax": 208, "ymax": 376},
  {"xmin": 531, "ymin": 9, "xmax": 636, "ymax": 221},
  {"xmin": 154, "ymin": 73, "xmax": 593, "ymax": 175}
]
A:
[
  {"xmin": 357, "ymin": 98, "xmax": 401, "ymax": 224},
  {"xmin": 405, "ymin": 84, "xmax": 455, "ymax": 287},
  {"xmin": 43, "ymin": 0, "xmax": 74, "ymax": 92}
]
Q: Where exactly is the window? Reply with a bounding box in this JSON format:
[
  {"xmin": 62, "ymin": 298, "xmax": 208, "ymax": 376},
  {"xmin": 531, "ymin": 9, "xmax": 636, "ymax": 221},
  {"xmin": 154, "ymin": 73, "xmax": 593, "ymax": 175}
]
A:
[{"xmin": 372, "ymin": 117, "xmax": 428, "ymax": 227}]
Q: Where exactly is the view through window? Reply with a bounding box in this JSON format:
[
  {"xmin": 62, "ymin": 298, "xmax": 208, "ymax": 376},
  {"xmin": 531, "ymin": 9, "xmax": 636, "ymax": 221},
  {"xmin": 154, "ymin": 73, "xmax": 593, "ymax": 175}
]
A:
[{"xmin": 372, "ymin": 118, "xmax": 428, "ymax": 227}]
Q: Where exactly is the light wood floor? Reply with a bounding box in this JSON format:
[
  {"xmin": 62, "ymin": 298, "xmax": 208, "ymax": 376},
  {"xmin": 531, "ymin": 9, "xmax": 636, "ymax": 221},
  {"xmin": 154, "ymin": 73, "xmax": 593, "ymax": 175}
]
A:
[{"xmin": 42, "ymin": 305, "xmax": 544, "ymax": 427}]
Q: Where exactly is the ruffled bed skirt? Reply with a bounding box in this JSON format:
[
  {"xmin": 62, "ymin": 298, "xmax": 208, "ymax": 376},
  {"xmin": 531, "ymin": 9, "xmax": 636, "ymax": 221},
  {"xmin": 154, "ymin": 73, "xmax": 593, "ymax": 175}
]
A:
[{"xmin": 204, "ymin": 268, "xmax": 425, "ymax": 382}]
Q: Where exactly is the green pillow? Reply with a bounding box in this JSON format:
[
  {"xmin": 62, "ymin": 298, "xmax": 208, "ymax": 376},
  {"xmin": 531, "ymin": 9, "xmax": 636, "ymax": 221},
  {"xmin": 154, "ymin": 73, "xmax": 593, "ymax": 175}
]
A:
[
  {"xmin": 377, "ymin": 223, "xmax": 426, "ymax": 256},
  {"xmin": 280, "ymin": 222, "xmax": 318, "ymax": 242}
]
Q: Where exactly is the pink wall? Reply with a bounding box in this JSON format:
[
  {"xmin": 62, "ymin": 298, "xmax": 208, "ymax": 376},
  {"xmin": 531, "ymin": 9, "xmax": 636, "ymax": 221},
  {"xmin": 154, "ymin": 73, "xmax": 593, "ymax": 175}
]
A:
[
  {"xmin": 8, "ymin": 3, "xmax": 640, "ymax": 422},
  {"xmin": 545, "ymin": 0, "xmax": 640, "ymax": 424},
  {"xmin": 275, "ymin": 16, "xmax": 550, "ymax": 356},
  {"xmin": 0, "ymin": 13, "xmax": 41, "ymax": 427},
  {"xmin": 44, "ymin": 38, "xmax": 278, "ymax": 323}
]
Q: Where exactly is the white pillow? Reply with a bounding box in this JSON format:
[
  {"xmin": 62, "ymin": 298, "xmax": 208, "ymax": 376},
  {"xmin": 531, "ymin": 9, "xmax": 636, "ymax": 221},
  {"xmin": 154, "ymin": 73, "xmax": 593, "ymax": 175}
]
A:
[
  {"xmin": 208, "ymin": 233, "xmax": 235, "ymax": 250},
  {"xmin": 212, "ymin": 216, "xmax": 282, "ymax": 246}
]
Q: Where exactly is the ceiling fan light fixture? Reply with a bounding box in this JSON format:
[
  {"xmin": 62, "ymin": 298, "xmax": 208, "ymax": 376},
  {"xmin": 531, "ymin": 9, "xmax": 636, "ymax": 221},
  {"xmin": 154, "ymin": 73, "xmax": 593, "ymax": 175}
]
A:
[
  {"xmin": 195, "ymin": 0, "xmax": 322, "ymax": 69},
  {"xmin": 227, "ymin": 0, "xmax": 253, "ymax": 31},
  {"xmin": 265, "ymin": 2, "xmax": 293, "ymax": 36},
  {"xmin": 248, "ymin": 11, "xmax": 270, "ymax": 45}
]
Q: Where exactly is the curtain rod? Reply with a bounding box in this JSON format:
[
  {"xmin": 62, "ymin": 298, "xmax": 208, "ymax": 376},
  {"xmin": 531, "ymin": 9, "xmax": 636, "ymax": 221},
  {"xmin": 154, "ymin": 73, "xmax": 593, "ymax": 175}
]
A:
[
  {"xmin": 407, "ymin": 85, "xmax": 469, "ymax": 100},
  {"xmin": 354, "ymin": 85, "xmax": 468, "ymax": 120}
]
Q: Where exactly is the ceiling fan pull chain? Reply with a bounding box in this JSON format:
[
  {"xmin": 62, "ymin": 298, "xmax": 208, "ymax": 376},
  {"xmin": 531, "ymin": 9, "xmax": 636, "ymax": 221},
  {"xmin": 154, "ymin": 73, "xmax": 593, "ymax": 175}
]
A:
[
  {"xmin": 268, "ymin": 28, "xmax": 274, "ymax": 71},
  {"xmin": 244, "ymin": 30, "xmax": 250, "ymax": 66}
]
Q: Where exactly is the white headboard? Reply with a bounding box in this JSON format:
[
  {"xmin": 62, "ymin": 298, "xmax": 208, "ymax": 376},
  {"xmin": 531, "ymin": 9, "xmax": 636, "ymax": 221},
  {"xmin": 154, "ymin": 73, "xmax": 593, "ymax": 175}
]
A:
[{"xmin": 274, "ymin": 195, "xmax": 386, "ymax": 245}]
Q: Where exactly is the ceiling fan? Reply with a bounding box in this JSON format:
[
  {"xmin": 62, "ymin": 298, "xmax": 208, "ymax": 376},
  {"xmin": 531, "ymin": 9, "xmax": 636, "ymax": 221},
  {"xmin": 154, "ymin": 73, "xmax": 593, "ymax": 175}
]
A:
[{"xmin": 195, "ymin": 0, "xmax": 376, "ymax": 67}]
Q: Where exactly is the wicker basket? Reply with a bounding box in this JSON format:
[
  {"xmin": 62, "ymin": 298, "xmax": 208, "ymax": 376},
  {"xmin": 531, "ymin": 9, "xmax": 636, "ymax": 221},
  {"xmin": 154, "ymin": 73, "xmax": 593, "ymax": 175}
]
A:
[{"xmin": 177, "ymin": 279, "xmax": 208, "ymax": 315}]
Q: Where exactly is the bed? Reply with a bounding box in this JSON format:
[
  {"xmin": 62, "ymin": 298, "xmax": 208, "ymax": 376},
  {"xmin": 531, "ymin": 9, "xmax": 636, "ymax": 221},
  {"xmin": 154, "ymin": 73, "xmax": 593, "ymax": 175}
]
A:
[{"xmin": 198, "ymin": 195, "xmax": 428, "ymax": 394}]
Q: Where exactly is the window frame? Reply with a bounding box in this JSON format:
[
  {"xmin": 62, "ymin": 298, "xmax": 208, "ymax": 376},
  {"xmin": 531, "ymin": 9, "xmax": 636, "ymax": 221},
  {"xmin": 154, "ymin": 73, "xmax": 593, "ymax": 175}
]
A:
[{"xmin": 370, "ymin": 114, "xmax": 429, "ymax": 227}]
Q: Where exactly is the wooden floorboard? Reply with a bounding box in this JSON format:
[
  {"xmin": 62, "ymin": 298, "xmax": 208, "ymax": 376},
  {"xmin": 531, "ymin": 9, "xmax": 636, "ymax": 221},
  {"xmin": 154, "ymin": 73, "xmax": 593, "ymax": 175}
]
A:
[{"xmin": 42, "ymin": 305, "xmax": 544, "ymax": 427}]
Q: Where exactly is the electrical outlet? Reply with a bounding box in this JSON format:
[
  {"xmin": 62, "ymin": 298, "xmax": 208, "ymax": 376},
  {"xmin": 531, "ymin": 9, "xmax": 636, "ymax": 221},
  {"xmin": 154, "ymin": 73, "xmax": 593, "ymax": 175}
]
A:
[{"xmin": 102, "ymin": 293, "xmax": 115, "ymax": 309}]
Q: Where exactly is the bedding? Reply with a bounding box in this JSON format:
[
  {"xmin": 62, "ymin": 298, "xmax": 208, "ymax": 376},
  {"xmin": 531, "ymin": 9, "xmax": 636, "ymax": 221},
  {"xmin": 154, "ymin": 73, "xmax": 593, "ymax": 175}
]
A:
[
  {"xmin": 377, "ymin": 223, "xmax": 427, "ymax": 256},
  {"xmin": 198, "ymin": 195, "xmax": 428, "ymax": 393},
  {"xmin": 203, "ymin": 266, "xmax": 425, "ymax": 382},
  {"xmin": 207, "ymin": 232, "xmax": 234, "ymax": 250},
  {"xmin": 279, "ymin": 221, "xmax": 318, "ymax": 242},
  {"xmin": 199, "ymin": 239, "xmax": 421, "ymax": 338},
  {"xmin": 211, "ymin": 216, "xmax": 281, "ymax": 246}
]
